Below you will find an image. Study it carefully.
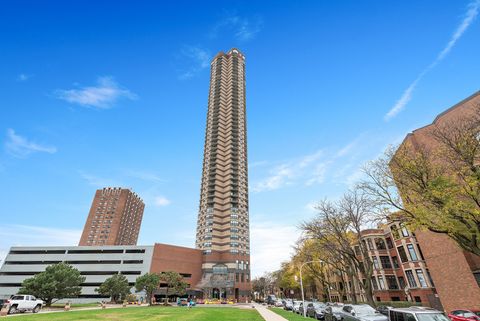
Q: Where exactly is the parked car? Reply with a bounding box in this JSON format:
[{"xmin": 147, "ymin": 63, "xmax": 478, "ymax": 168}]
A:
[
  {"xmin": 293, "ymin": 301, "xmax": 302, "ymax": 314},
  {"xmin": 5, "ymin": 295, "xmax": 43, "ymax": 314},
  {"xmin": 449, "ymin": 310, "xmax": 480, "ymax": 321},
  {"xmin": 342, "ymin": 304, "xmax": 387, "ymax": 321},
  {"xmin": 390, "ymin": 307, "xmax": 450, "ymax": 321},
  {"xmin": 284, "ymin": 299, "xmax": 294, "ymax": 311},
  {"xmin": 275, "ymin": 299, "xmax": 284, "ymax": 307},
  {"xmin": 299, "ymin": 301, "xmax": 312, "ymax": 316},
  {"xmin": 266, "ymin": 295, "xmax": 277, "ymax": 306},
  {"xmin": 376, "ymin": 305, "xmax": 393, "ymax": 316},
  {"xmin": 307, "ymin": 302, "xmax": 327, "ymax": 319},
  {"xmin": 325, "ymin": 305, "xmax": 345, "ymax": 321}
]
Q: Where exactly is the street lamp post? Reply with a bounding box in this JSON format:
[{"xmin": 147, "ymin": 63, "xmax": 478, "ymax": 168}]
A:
[{"xmin": 299, "ymin": 260, "xmax": 324, "ymax": 318}]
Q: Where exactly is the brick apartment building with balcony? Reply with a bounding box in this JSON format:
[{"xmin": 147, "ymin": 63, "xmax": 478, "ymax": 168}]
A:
[{"xmin": 315, "ymin": 222, "xmax": 437, "ymax": 307}]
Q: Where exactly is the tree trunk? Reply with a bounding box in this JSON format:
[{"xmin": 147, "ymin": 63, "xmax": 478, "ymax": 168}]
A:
[
  {"xmin": 363, "ymin": 280, "xmax": 375, "ymax": 307},
  {"xmin": 45, "ymin": 299, "xmax": 52, "ymax": 307}
]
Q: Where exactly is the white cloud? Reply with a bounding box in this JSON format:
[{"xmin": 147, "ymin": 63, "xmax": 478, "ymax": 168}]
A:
[
  {"xmin": 250, "ymin": 221, "xmax": 300, "ymax": 278},
  {"xmin": 253, "ymin": 140, "xmax": 360, "ymax": 192},
  {"xmin": 79, "ymin": 171, "xmax": 121, "ymax": 187},
  {"xmin": 212, "ymin": 14, "xmax": 263, "ymax": 42},
  {"xmin": 249, "ymin": 160, "xmax": 269, "ymax": 169},
  {"xmin": 345, "ymin": 167, "xmax": 365, "ymax": 187},
  {"xmin": 5, "ymin": 129, "xmax": 57, "ymax": 158},
  {"xmin": 385, "ymin": 0, "xmax": 480, "ymax": 120},
  {"xmin": 16, "ymin": 73, "xmax": 32, "ymax": 81},
  {"xmin": 123, "ymin": 170, "xmax": 165, "ymax": 183},
  {"xmin": 154, "ymin": 196, "xmax": 171, "ymax": 207},
  {"xmin": 436, "ymin": 0, "xmax": 480, "ymax": 62},
  {"xmin": 178, "ymin": 46, "xmax": 211, "ymax": 80},
  {"xmin": 56, "ymin": 76, "xmax": 137, "ymax": 109},
  {"xmin": 305, "ymin": 162, "xmax": 329, "ymax": 186},
  {"xmin": 252, "ymin": 164, "xmax": 295, "ymax": 192},
  {"xmin": 0, "ymin": 225, "xmax": 81, "ymax": 265}
]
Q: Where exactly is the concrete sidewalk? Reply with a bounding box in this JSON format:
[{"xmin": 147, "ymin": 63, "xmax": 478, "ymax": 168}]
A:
[{"xmin": 253, "ymin": 304, "xmax": 288, "ymax": 321}]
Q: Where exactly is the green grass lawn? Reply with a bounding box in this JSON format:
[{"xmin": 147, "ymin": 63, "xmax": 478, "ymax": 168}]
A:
[
  {"xmin": 9, "ymin": 306, "xmax": 264, "ymax": 320},
  {"xmin": 270, "ymin": 307, "xmax": 310, "ymax": 321}
]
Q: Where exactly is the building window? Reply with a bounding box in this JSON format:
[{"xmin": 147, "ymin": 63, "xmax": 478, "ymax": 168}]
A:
[
  {"xmin": 416, "ymin": 269, "xmax": 428, "ymax": 287},
  {"xmin": 397, "ymin": 246, "xmax": 408, "ymax": 263},
  {"xmin": 391, "ymin": 256, "xmax": 400, "ymax": 269},
  {"xmin": 378, "ymin": 276, "xmax": 386, "ymax": 290},
  {"xmin": 473, "ymin": 272, "xmax": 480, "ymax": 287},
  {"xmin": 213, "ymin": 264, "xmax": 228, "ymax": 274},
  {"xmin": 375, "ymin": 238, "xmax": 386, "ymax": 250},
  {"xmin": 405, "ymin": 270, "xmax": 417, "ymax": 288},
  {"xmin": 400, "ymin": 224, "xmax": 409, "ymax": 237},
  {"xmin": 372, "ymin": 256, "xmax": 380, "ymax": 269},
  {"xmin": 386, "ymin": 276, "xmax": 399, "ymax": 290},
  {"xmin": 380, "ymin": 256, "xmax": 392, "ymax": 269},
  {"xmin": 371, "ymin": 277, "xmax": 378, "ymax": 290},
  {"xmin": 354, "ymin": 246, "xmax": 361, "ymax": 255},
  {"xmin": 386, "ymin": 237, "xmax": 394, "ymax": 249},
  {"xmin": 414, "ymin": 296, "xmax": 422, "ymax": 303},
  {"xmin": 398, "ymin": 276, "xmax": 406, "ymax": 289},
  {"xmin": 406, "ymin": 244, "xmax": 418, "ymax": 261},
  {"xmin": 367, "ymin": 239, "xmax": 374, "ymax": 250}
]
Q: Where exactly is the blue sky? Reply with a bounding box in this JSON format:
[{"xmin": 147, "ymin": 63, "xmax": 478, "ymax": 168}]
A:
[{"xmin": 1, "ymin": 0, "xmax": 480, "ymax": 277}]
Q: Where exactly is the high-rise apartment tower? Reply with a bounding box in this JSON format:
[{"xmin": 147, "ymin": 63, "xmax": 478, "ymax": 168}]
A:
[
  {"xmin": 79, "ymin": 187, "xmax": 145, "ymax": 246},
  {"xmin": 196, "ymin": 48, "xmax": 251, "ymax": 302}
]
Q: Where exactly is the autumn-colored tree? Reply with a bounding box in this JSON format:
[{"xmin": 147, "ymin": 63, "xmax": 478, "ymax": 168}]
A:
[{"xmin": 359, "ymin": 110, "xmax": 480, "ymax": 256}]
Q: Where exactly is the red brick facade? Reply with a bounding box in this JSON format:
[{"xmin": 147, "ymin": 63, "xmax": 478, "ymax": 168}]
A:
[
  {"xmin": 79, "ymin": 187, "xmax": 145, "ymax": 246},
  {"xmin": 396, "ymin": 91, "xmax": 480, "ymax": 312}
]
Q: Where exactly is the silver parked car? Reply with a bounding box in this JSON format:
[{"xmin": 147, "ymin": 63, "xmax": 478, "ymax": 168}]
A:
[
  {"xmin": 293, "ymin": 301, "xmax": 302, "ymax": 314},
  {"xmin": 325, "ymin": 305, "xmax": 345, "ymax": 321},
  {"xmin": 284, "ymin": 299, "xmax": 294, "ymax": 310},
  {"xmin": 342, "ymin": 304, "xmax": 388, "ymax": 321},
  {"xmin": 389, "ymin": 307, "xmax": 450, "ymax": 321}
]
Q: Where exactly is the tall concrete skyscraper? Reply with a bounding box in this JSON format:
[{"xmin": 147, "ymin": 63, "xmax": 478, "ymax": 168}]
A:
[
  {"xmin": 79, "ymin": 187, "xmax": 145, "ymax": 246},
  {"xmin": 196, "ymin": 48, "xmax": 251, "ymax": 302}
]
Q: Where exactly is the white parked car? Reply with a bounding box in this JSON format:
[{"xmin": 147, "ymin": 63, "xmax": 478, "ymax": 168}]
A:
[
  {"xmin": 293, "ymin": 300, "xmax": 302, "ymax": 314},
  {"xmin": 6, "ymin": 295, "xmax": 43, "ymax": 314}
]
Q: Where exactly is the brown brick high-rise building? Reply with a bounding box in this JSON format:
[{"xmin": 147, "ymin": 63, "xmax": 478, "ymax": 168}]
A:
[
  {"xmin": 394, "ymin": 91, "xmax": 480, "ymax": 312},
  {"xmin": 79, "ymin": 187, "xmax": 145, "ymax": 246},
  {"xmin": 195, "ymin": 48, "xmax": 251, "ymax": 302}
]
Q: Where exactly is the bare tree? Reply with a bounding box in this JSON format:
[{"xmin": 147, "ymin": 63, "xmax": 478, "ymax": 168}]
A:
[{"xmin": 301, "ymin": 190, "xmax": 377, "ymax": 306}]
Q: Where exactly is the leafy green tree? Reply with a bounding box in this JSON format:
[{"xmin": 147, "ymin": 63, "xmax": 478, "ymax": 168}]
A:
[
  {"xmin": 159, "ymin": 271, "xmax": 188, "ymax": 302},
  {"xmin": 18, "ymin": 262, "xmax": 85, "ymax": 307},
  {"xmin": 135, "ymin": 273, "xmax": 160, "ymax": 305},
  {"xmin": 96, "ymin": 274, "xmax": 131, "ymax": 303}
]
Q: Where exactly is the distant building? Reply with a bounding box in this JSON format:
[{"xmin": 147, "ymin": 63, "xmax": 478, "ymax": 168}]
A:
[
  {"xmin": 79, "ymin": 187, "xmax": 145, "ymax": 246},
  {"xmin": 0, "ymin": 243, "xmax": 204, "ymax": 303},
  {"xmin": 195, "ymin": 48, "xmax": 251, "ymax": 302},
  {"xmin": 0, "ymin": 245, "xmax": 153, "ymax": 302},
  {"xmin": 393, "ymin": 91, "xmax": 480, "ymax": 311}
]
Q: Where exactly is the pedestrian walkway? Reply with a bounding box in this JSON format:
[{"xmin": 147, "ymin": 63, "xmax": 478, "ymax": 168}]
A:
[{"xmin": 253, "ymin": 304, "xmax": 288, "ymax": 321}]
